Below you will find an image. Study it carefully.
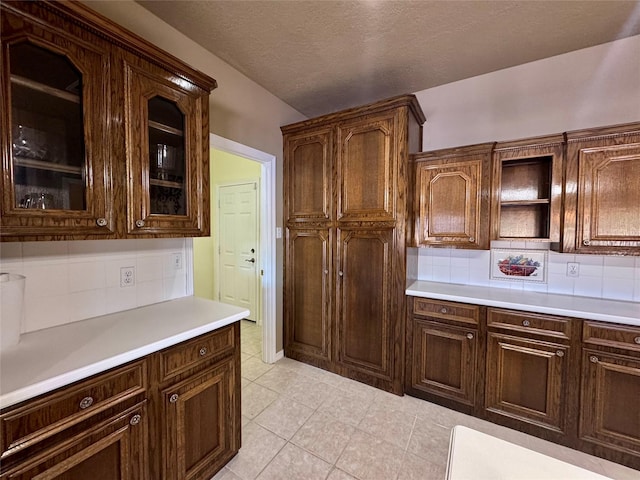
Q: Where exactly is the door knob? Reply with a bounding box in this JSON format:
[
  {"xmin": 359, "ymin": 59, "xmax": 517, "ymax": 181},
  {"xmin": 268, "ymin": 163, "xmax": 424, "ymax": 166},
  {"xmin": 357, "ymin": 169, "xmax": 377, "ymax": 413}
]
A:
[{"xmin": 245, "ymin": 258, "xmax": 256, "ymax": 263}]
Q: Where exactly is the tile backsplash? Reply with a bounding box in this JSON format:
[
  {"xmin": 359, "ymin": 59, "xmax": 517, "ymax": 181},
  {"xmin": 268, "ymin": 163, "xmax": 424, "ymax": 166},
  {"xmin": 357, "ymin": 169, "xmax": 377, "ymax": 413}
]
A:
[
  {"xmin": 412, "ymin": 242, "xmax": 640, "ymax": 302},
  {"xmin": 0, "ymin": 239, "xmax": 191, "ymax": 333}
]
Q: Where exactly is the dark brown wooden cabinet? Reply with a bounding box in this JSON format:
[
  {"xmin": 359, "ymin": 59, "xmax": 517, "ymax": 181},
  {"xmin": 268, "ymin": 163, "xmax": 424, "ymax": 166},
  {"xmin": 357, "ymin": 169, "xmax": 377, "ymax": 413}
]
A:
[
  {"xmin": 0, "ymin": 0, "xmax": 215, "ymax": 241},
  {"xmin": 160, "ymin": 357, "xmax": 238, "ymax": 480},
  {"xmin": 284, "ymin": 228, "xmax": 333, "ymax": 368},
  {"xmin": 491, "ymin": 135, "xmax": 564, "ymax": 242},
  {"xmin": 0, "ymin": 403, "xmax": 148, "ymax": 480},
  {"xmin": 405, "ymin": 298, "xmax": 483, "ymax": 415},
  {"xmin": 484, "ymin": 308, "xmax": 576, "ymax": 442},
  {"xmin": 283, "ymin": 95, "xmax": 425, "ymax": 394},
  {"xmin": 563, "ymin": 122, "xmax": 640, "ymax": 255},
  {"xmin": 0, "ymin": 324, "xmax": 240, "ymax": 480},
  {"xmin": 123, "ymin": 58, "xmax": 210, "ymax": 237},
  {"xmin": 336, "ymin": 228, "xmax": 396, "ymax": 386},
  {"xmin": 579, "ymin": 321, "xmax": 640, "ymax": 466},
  {"xmin": 406, "ymin": 302, "xmax": 640, "ymax": 470},
  {"xmin": 412, "ymin": 143, "xmax": 494, "ymax": 249}
]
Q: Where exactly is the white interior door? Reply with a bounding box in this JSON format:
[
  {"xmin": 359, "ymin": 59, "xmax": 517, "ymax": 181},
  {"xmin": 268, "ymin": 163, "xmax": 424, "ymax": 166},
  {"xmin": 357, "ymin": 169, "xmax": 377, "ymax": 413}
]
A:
[{"xmin": 218, "ymin": 182, "xmax": 259, "ymax": 320}]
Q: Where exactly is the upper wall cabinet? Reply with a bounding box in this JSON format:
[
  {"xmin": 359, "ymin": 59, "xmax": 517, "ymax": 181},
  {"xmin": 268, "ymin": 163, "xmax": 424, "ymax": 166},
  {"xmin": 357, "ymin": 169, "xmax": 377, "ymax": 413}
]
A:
[
  {"xmin": 412, "ymin": 143, "xmax": 494, "ymax": 249},
  {"xmin": 0, "ymin": 1, "xmax": 216, "ymax": 241},
  {"xmin": 123, "ymin": 59, "xmax": 210, "ymax": 236},
  {"xmin": 491, "ymin": 134, "xmax": 564, "ymax": 243},
  {"xmin": 563, "ymin": 123, "xmax": 640, "ymax": 255},
  {"xmin": 0, "ymin": 5, "xmax": 113, "ymax": 238}
]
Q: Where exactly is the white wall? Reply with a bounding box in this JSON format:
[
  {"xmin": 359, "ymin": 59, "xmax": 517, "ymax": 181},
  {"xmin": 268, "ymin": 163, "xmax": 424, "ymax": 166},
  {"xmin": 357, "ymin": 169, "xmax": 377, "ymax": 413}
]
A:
[
  {"xmin": 411, "ymin": 35, "xmax": 640, "ymax": 301},
  {"xmin": 416, "ymin": 35, "xmax": 640, "ymax": 151}
]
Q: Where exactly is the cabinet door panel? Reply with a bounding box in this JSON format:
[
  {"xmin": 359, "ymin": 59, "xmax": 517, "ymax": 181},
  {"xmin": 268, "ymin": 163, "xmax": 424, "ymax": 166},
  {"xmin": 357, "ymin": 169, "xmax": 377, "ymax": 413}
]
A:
[
  {"xmin": 417, "ymin": 160, "xmax": 484, "ymax": 247},
  {"xmin": 336, "ymin": 229, "xmax": 393, "ymax": 379},
  {"xmin": 412, "ymin": 319, "xmax": 477, "ymax": 406},
  {"xmin": 1, "ymin": 404, "xmax": 147, "ymax": 480},
  {"xmin": 486, "ymin": 333, "xmax": 568, "ymax": 433},
  {"xmin": 124, "ymin": 61, "xmax": 209, "ymax": 236},
  {"xmin": 337, "ymin": 114, "xmax": 396, "ymax": 222},
  {"xmin": 284, "ymin": 229, "xmax": 332, "ymax": 363},
  {"xmin": 577, "ymin": 143, "xmax": 640, "ymax": 250},
  {"xmin": 284, "ymin": 129, "xmax": 333, "ymax": 223},
  {"xmin": 580, "ymin": 350, "xmax": 640, "ymax": 454},
  {"xmin": 161, "ymin": 358, "xmax": 237, "ymax": 480},
  {"xmin": 1, "ymin": 15, "xmax": 113, "ymax": 238}
]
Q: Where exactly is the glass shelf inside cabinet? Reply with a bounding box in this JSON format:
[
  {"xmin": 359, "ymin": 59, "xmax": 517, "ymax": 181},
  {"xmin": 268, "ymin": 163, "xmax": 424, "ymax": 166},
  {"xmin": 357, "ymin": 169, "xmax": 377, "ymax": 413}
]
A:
[
  {"xmin": 148, "ymin": 96, "xmax": 186, "ymax": 215},
  {"xmin": 9, "ymin": 42, "xmax": 86, "ymax": 211}
]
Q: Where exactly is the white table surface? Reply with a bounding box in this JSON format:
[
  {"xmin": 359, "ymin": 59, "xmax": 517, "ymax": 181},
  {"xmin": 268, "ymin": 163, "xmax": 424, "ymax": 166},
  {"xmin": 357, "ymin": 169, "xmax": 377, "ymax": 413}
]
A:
[
  {"xmin": 446, "ymin": 426, "xmax": 612, "ymax": 480},
  {"xmin": 0, "ymin": 296, "xmax": 249, "ymax": 409},
  {"xmin": 407, "ymin": 280, "xmax": 640, "ymax": 327}
]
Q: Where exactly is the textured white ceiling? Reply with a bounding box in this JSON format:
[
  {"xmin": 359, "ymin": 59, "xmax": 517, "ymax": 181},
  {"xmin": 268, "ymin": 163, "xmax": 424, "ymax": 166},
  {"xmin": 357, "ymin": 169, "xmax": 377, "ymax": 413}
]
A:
[{"xmin": 136, "ymin": 0, "xmax": 640, "ymax": 118}]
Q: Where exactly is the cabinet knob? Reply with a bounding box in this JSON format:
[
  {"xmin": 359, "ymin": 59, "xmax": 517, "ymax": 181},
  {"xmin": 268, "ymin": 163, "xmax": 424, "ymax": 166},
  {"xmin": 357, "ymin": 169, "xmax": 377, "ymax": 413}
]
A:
[
  {"xmin": 590, "ymin": 355, "xmax": 599, "ymax": 363},
  {"xmin": 324, "ymin": 270, "xmax": 329, "ymax": 275},
  {"xmin": 199, "ymin": 346, "xmax": 208, "ymax": 356},
  {"xmin": 468, "ymin": 237, "xmax": 475, "ymax": 243},
  {"xmin": 129, "ymin": 414, "xmax": 141, "ymax": 426},
  {"xmin": 634, "ymin": 336, "xmax": 640, "ymax": 345},
  {"xmin": 169, "ymin": 393, "xmax": 179, "ymax": 403},
  {"xmin": 135, "ymin": 219, "xmax": 145, "ymax": 228},
  {"xmin": 522, "ymin": 320, "xmax": 531, "ymax": 327},
  {"xmin": 466, "ymin": 333, "xmax": 474, "ymax": 340},
  {"xmin": 556, "ymin": 350, "xmax": 564, "ymax": 357},
  {"xmin": 79, "ymin": 396, "xmax": 94, "ymax": 410},
  {"xmin": 440, "ymin": 308, "xmax": 447, "ymax": 314},
  {"xmin": 338, "ymin": 271, "xmax": 344, "ymax": 277},
  {"xmin": 583, "ymin": 239, "xmax": 591, "ymax": 246},
  {"xmin": 96, "ymin": 217, "xmax": 107, "ymax": 227}
]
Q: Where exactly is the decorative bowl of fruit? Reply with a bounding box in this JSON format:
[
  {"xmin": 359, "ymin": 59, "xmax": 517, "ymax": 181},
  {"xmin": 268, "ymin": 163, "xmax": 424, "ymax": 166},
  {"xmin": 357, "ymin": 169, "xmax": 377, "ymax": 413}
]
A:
[{"xmin": 497, "ymin": 255, "xmax": 541, "ymax": 276}]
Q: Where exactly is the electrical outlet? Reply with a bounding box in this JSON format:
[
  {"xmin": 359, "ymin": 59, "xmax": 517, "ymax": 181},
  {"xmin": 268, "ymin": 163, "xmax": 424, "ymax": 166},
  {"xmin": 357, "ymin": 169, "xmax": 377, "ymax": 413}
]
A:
[
  {"xmin": 276, "ymin": 227, "xmax": 282, "ymax": 239},
  {"xmin": 567, "ymin": 262, "xmax": 580, "ymax": 278},
  {"xmin": 120, "ymin": 266, "xmax": 135, "ymax": 287},
  {"xmin": 171, "ymin": 253, "xmax": 183, "ymax": 271}
]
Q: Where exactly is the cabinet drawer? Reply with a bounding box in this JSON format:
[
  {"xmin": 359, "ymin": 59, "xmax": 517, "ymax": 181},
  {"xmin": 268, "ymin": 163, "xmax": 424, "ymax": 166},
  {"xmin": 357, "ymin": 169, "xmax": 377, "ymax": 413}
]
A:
[
  {"xmin": 1, "ymin": 360, "xmax": 146, "ymax": 457},
  {"xmin": 413, "ymin": 299, "xmax": 479, "ymax": 325},
  {"xmin": 160, "ymin": 325, "xmax": 236, "ymax": 381},
  {"xmin": 583, "ymin": 321, "xmax": 640, "ymax": 352},
  {"xmin": 487, "ymin": 308, "xmax": 571, "ymax": 340}
]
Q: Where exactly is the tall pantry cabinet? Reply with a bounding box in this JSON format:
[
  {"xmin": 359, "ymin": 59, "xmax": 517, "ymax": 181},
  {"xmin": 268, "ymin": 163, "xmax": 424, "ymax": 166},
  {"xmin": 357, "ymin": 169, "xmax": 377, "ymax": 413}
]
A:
[{"xmin": 282, "ymin": 96, "xmax": 425, "ymax": 394}]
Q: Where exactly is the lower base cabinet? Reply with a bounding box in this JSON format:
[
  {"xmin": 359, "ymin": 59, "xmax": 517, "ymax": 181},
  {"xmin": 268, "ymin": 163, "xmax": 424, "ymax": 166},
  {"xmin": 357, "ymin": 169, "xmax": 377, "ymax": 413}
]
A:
[
  {"xmin": 406, "ymin": 297, "xmax": 640, "ymax": 471},
  {"xmin": 405, "ymin": 297, "xmax": 483, "ymax": 415},
  {"xmin": 579, "ymin": 321, "xmax": 640, "ymax": 465},
  {"xmin": 0, "ymin": 323, "xmax": 241, "ymax": 480},
  {"xmin": 1, "ymin": 403, "xmax": 147, "ymax": 480},
  {"xmin": 485, "ymin": 332, "xmax": 571, "ymax": 439},
  {"xmin": 161, "ymin": 357, "xmax": 238, "ymax": 480}
]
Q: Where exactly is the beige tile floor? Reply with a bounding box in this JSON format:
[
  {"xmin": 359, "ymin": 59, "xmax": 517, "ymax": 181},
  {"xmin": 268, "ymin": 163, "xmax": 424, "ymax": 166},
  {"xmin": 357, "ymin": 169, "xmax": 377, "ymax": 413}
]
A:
[{"xmin": 212, "ymin": 320, "xmax": 639, "ymax": 480}]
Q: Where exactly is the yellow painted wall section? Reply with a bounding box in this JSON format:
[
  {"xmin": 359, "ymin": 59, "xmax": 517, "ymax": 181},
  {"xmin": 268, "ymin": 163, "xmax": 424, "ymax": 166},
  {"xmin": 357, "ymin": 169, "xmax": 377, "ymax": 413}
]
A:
[{"xmin": 193, "ymin": 148, "xmax": 261, "ymax": 300}]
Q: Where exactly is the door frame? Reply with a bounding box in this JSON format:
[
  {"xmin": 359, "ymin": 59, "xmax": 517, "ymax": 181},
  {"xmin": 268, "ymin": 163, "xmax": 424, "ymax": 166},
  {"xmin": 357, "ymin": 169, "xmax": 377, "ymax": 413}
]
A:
[
  {"xmin": 210, "ymin": 134, "xmax": 278, "ymax": 364},
  {"xmin": 215, "ymin": 179, "xmax": 261, "ymax": 323}
]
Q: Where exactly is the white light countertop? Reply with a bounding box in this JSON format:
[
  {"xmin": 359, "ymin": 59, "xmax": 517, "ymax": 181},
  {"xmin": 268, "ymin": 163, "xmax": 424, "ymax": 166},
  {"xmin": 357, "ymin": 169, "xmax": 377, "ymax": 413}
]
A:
[
  {"xmin": 0, "ymin": 297, "xmax": 249, "ymax": 409},
  {"xmin": 407, "ymin": 280, "xmax": 640, "ymax": 327},
  {"xmin": 446, "ymin": 426, "xmax": 611, "ymax": 479}
]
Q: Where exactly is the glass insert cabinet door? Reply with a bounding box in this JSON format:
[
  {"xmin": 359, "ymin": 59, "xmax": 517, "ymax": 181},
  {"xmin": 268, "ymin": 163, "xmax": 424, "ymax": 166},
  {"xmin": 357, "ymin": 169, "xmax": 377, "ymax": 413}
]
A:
[
  {"xmin": 10, "ymin": 42, "xmax": 86, "ymax": 211},
  {"xmin": 1, "ymin": 32, "xmax": 112, "ymax": 236},
  {"xmin": 125, "ymin": 62, "xmax": 207, "ymax": 235}
]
